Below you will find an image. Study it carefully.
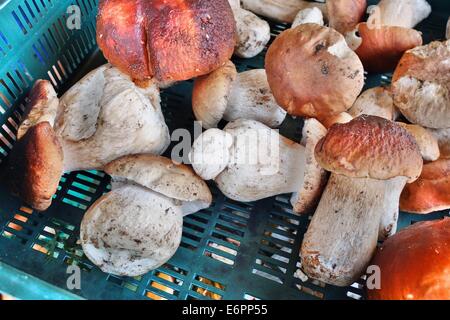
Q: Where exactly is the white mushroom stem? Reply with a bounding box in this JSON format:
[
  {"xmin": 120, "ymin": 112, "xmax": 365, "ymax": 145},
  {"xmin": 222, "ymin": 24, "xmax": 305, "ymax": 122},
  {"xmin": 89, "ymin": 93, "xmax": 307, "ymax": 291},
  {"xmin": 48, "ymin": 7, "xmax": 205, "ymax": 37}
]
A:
[
  {"xmin": 225, "ymin": 70, "xmax": 287, "ymax": 127},
  {"xmin": 241, "ymin": 0, "xmax": 327, "ymax": 24},
  {"xmin": 190, "ymin": 119, "xmax": 327, "ymax": 211},
  {"xmin": 292, "ymin": 7, "xmax": 324, "ymax": 28},
  {"xmin": 233, "ymin": 7, "xmax": 271, "ymax": 58},
  {"xmin": 368, "ymin": 0, "xmax": 431, "ymax": 29},
  {"xmin": 301, "ymin": 174, "xmax": 407, "ymax": 286},
  {"xmin": 379, "ymin": 176, "xmax": 408, "ymax": 240}
]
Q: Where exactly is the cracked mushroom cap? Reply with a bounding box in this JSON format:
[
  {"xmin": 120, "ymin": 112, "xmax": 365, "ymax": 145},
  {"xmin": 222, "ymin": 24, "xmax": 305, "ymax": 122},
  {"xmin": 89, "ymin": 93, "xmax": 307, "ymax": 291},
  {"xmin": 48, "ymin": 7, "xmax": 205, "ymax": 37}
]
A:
[
  {"xmin": 266, "ymin": 24, "xmax": 364, "ymax": 119},
  {"xmin": 400, "ymin": 159, "xmax": 450, "ymax": 214},
  {"xmin": 315, "ymin": 115, "xmax": 423, "ymax": 182},
  {"xmin": 347, "ymin": 23, "xmax": 423, "ymax": 73},
  {"xmin": 392, "ymin": 40, "xmax": 450, "ymax": 129},
  {"xmin": 367, "ymin": 218, "xmax": 450, "ymax": 300},
  {"xmin": 96, "ymin": 0, "xmax": 236, "ymax": 82},
  {"xmin": 192, "ymin": 61, "xmax": 237, "ymax": 129},
  {"xmin": 3, "ymin": 80, "xmax": 63, "ymax": 211},
  {"xmin": 104, "ymin": 154, "xmax": 212, "ymax": 216},
  {"xmin": 80, "ymin": 184, "xmax": 183, "ymax": 277}
]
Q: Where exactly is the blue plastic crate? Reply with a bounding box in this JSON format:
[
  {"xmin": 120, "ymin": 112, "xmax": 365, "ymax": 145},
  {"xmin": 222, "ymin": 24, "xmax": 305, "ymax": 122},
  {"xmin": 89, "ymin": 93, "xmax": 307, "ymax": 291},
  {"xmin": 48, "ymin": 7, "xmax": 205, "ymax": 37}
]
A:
[{"xmin": 0, "ymin": 0, "xmax": 449, "ymax": 300}]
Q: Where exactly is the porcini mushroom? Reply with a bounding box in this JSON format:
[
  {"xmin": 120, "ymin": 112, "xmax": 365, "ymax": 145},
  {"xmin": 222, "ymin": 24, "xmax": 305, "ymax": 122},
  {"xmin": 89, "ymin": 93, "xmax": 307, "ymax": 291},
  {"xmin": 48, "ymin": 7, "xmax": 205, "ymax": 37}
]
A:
[
  {"xmin": 348, "ymin": 86, "xmax": 398, "ymax": 120},
  {"xmin": 265, "ymin": 24, "xmax": 364, "ymax": 120},
  {"xmin": 81, "ymin": 154, "xmax": 212, "ymax": 277},
  {"xmin": 367, "ymin": 218, "xmax": 450, "ymax": 300},
  {"xmin": 96, "ymin": 0, "xmax": 236, "ymax": 82},
  {"xmin": 192, "ymin": 61, "xmax": 286, "ymax": 129},
  {"xmin": 189, "ymin": 119, "xmax": 328, "ymax": 214},
  {"xmin": 292, "ymin": 7, "xmax": 324, "ymax": 28},
  {"xmin": 400, "ymin": 159, "xmax": 450, "ymax": 214},
  {"xmin": 229, "ymin": 0, "xmax": 271, "ymax": 58},
  {"xmin": 3, "ymin": 65, "xmax": 171, "ymax": 211},
  {"xmin": 370, "ymin": 0, "xmax": 431, "ymax": 29},
  {"xmin": 429, "ymin": 127, "xmax": 450, "ymax": 159},
  {"xmin": 301, "ymin": 115, "xmax": 423, "ymax": 286},
  {"xmin": 392, "ymin": 40, "xmax": 450, "ymax": 129},
  {"xmin": 326, "ymin": 0, "xmax": 367, "ymax": 35},
  {"xmin": 397, "ymin": 123, "xmax": 440, "ymax": 162}
]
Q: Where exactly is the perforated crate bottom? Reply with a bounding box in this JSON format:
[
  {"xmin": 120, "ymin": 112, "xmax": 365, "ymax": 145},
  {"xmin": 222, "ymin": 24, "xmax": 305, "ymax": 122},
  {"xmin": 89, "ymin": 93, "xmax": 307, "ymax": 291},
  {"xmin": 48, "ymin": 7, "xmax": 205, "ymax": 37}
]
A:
[{"xmin": 0, "ymin": 0, "xmax": 450, "ymax": 300}]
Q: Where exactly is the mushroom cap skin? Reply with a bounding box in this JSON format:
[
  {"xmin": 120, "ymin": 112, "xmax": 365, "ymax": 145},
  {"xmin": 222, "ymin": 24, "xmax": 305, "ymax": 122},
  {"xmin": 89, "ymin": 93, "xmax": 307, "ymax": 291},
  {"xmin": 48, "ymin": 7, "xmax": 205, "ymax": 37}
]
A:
[
  {"xmin": 104, "ymin": 154, "xmax": 212, "ymax": 216},
  {"xmin": 233, "ymin": 8, "xmax": 271, "ymax": 59},
  {"xmin": 392, "ymin": 40, "xmax": 450, "ymax": 129},
  {"xmin": 17, "ymin": 80, "xmax": 59, "ymax": 140},
  {"xmin": 265, "ymin": 24, "xmax": 364, "ymax": 119},
  {"xmin": 189, "ymin": 128, "xmax": 234, "ymax": 180},
  {"xmin": 291, "ymin": 118, "xmax": 328, "ymax": 214},
  {"xmin": 400, "ymin": 159, "xmax": 450, "ymax": 214},
  {"xmin": 3, "ymin": 122, "xmax": 63, "ymax": 212},
  {"xmin": 349, "ymin": 86, "xmax": 397, "ymax": 120},
  {"xmin": 315, "ymin": 115, "xmax": 423, "ymax": 182},
  {"xmin": 350, "ymin": 23, "xmax": 423, "ymax": 73},
  {"xmin": 192, "ymin": 61, "xmax": 237, "ymax": 129},
  {"xmin": 96, "ymin": 0, "xmax": 236, "ymax": 82},
  {"xmin": 55, "ymin": 64, "xmax": 170, "ymax": 171},
  {"xmin": 367, "ymin": 218, "xmax": 450, "ymax": 300},
  {"xmin": 327, "ymin": 0, "xmax": 367, "ymax": 35},
  {"xmin": 80, "ymin": 185, "xmax": 183, "ymax": 277},
  {"xmin": 397, "ymin": 123, "xmax": 440, "ymax": 162}
]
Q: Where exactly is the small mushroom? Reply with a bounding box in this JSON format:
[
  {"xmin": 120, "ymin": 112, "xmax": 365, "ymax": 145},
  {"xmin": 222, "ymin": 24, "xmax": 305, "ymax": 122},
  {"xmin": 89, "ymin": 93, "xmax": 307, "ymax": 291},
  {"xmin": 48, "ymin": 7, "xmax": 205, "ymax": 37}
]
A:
[
  {"xmin": 192, "ymin": 61, "xmax": 286, "ymax": 129},
  {"xmin": 397, "ymin": 123, "xmax": 440, "ymax": 162},
  {"xmin": 428, "ymin": 127, "xmax": 450, "ymax": 159},
  {"xmin": 392, "ymin": 40, "xmax": 450, "ymax": 129},
  {"xmin": 301, "ymin": 115, "xmax": 423, "ymax": 286},
  {"xmin": 81, "ymin": 154, "xmax": 212, "ymax": 277},
  {"xmin": 292, "ymin": 7, "xmax": 324, "ymax": 28},
  {"xmin": 266, "ymin": 24, "xmax": 364, "ymax": 120},
  {"xmin": 229, "ymin": 1, "xmax": 271, "ymax": 58},
  {"xmin": 348, "ymin": 86, "xmax": 398, "ymax": 120},
  {"xmin": 189, "ymin": 119, "xmax": 328, "ymax": 214},
  {"xmin": 241, "ymin": 0, "xmax": 327, "ymax": 24}
]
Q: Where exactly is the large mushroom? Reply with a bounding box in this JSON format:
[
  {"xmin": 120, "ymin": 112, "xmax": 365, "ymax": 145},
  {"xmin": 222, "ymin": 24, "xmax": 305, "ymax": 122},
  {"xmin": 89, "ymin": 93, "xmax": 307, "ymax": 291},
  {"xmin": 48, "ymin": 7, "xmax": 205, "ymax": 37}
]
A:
[
  {"xmin": 189, "ymin": 119, "xmax": 328, "ymax": 214},
  {"xmin": 301, "ymin": 115, "xmax": 423, "ymax": 286},
  {"xmin": 192, "ymin": 61, "xmax": 286, "ymax": 129},
  {"xmin": 96, "ymin": 0, "xmax": 236, "ymax": 82},
  {"xmin": 2, "ymin": 65, "xmax": 170, "ymax": 211},
  {"xmin": 400, "ymin": 158, "xmax": 450, "ymax": 214},
  {"xmin": 265, "ymin": 23, "xmax": 364, "ymax": 121},
  {"xmin": 392, "ymin": 40, "xmax": 450, "ymax": 129},
  {"xmin": 81, "ymin": 154, "xmax": 212, "ymax": 277},
  {"xmin": 367, "ymin": 218, "xmax": 450, "ymax": 300}
]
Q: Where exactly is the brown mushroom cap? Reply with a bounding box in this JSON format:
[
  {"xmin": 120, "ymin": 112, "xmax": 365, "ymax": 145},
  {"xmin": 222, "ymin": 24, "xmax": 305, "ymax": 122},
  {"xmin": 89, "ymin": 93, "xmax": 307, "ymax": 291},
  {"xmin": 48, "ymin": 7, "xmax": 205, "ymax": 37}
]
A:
[
  {"xmin": 265, "ymin": 24, "xmax": 364, "ymax": 119},
  {"xmin": 315, "ymin": 115, "xmax": 423, "ymax": 182},
  {"xmin": 367, "ymin": 218, "xmax": 450, "ymax": 300},
  {"xmin": 400, "ymin": 159, "xmax": 450, "ymax": 214},
  {"xmin": 96, "ymin": 0, "xmax": 236, "ymax": 82},
  {"xmin": 392, "ymin": 40, "xmax": 450, "ymax": 129},
  {"xmin": 327, "ymin": 0, "xmax": 367, "ymax": 35},
  {"xmin": 352, "ymin": 23, "xmax": 423, "ymax": 73},
  {"xmin": 4, "ymin": 122, "xmax": 63, "ymax": 211}
]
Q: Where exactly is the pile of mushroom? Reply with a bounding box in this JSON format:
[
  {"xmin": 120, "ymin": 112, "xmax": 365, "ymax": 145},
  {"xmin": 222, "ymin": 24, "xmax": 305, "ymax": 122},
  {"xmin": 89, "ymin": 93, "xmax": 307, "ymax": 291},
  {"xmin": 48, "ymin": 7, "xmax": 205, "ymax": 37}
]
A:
[
  {"xmin": 81, "ymin": 155, "xmax": 212, "ymax": 276},
  {"xmin": 3, "ymin": 64, "xmax": 170, "ymax": 211},
  {"xmin": 189, "ymin": 119, "xmax": 328, "ymax": 214}
]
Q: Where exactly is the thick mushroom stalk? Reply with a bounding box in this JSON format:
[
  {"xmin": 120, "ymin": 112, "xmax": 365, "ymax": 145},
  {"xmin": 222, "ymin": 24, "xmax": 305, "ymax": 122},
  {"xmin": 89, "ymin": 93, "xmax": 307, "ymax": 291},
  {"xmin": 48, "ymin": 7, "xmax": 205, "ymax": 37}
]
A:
[
  {"xmin": 229, "ymin": 0, "xmax": 271, "ymax": 58},
  {"xmin": 369, "ymin": 0, "xmax": 431, "ymax": 29},
  {"xmin": 241, "ymin": 0, "xmax": 327, "ymax": 24},
  {"xmin": 301, "ymin": 116, "xmax": 423, "ymax": 286},
  {"xmin": 81, "ymin": 154, "xmax": 212, "ymax": 277},
  {"xmin": 193, "ymin": 61, "xmax": 286, "ymax": 129},
  {"xmin": 190, "ymin": 119, "xmax": 327, "ymax": 213}
]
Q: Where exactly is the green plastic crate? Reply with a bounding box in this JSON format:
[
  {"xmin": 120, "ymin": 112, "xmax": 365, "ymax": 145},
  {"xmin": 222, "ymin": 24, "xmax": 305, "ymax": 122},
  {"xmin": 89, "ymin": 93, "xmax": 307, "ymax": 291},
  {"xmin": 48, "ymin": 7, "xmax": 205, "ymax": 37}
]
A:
[{"xmin": 0, "ymin": 0, "xmax": 449, "ymax": 300}]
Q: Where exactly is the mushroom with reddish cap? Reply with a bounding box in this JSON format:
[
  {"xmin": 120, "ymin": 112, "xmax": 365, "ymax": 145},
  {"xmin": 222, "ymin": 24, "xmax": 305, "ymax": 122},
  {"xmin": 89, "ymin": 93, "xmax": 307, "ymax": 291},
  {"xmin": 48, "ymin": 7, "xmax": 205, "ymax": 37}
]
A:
[
  {"xmin": 400, "ymin": 159, "xmax": 450, "ymax": 214},
  {"xmin": 192, "ymin": 61, "xmax": 286, "ymax": 129},
  {"xmin": 301, "ymin": 115, "xmax": 423, "ymax": 286},
  {"xmin": 96, "ymin": 0, "xmax": 236, "ymax": 83},
  {"xmin": 81, "ymin": 154, "xmax": 212, "ymax": 277},
  {"xmin": 265, "ymin": 24, "xmax": 364, "ymax": 120},
  {"xmin": 367, "ymin": 218, "xmax": 450, "ymax": 300},
  {"xmin": 392, "ymin": 40, "xmax": 450, "ymax": 129},
  {"xmin": 189, "ymin": 119, "xmax": 328, "ymax": 214}
]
